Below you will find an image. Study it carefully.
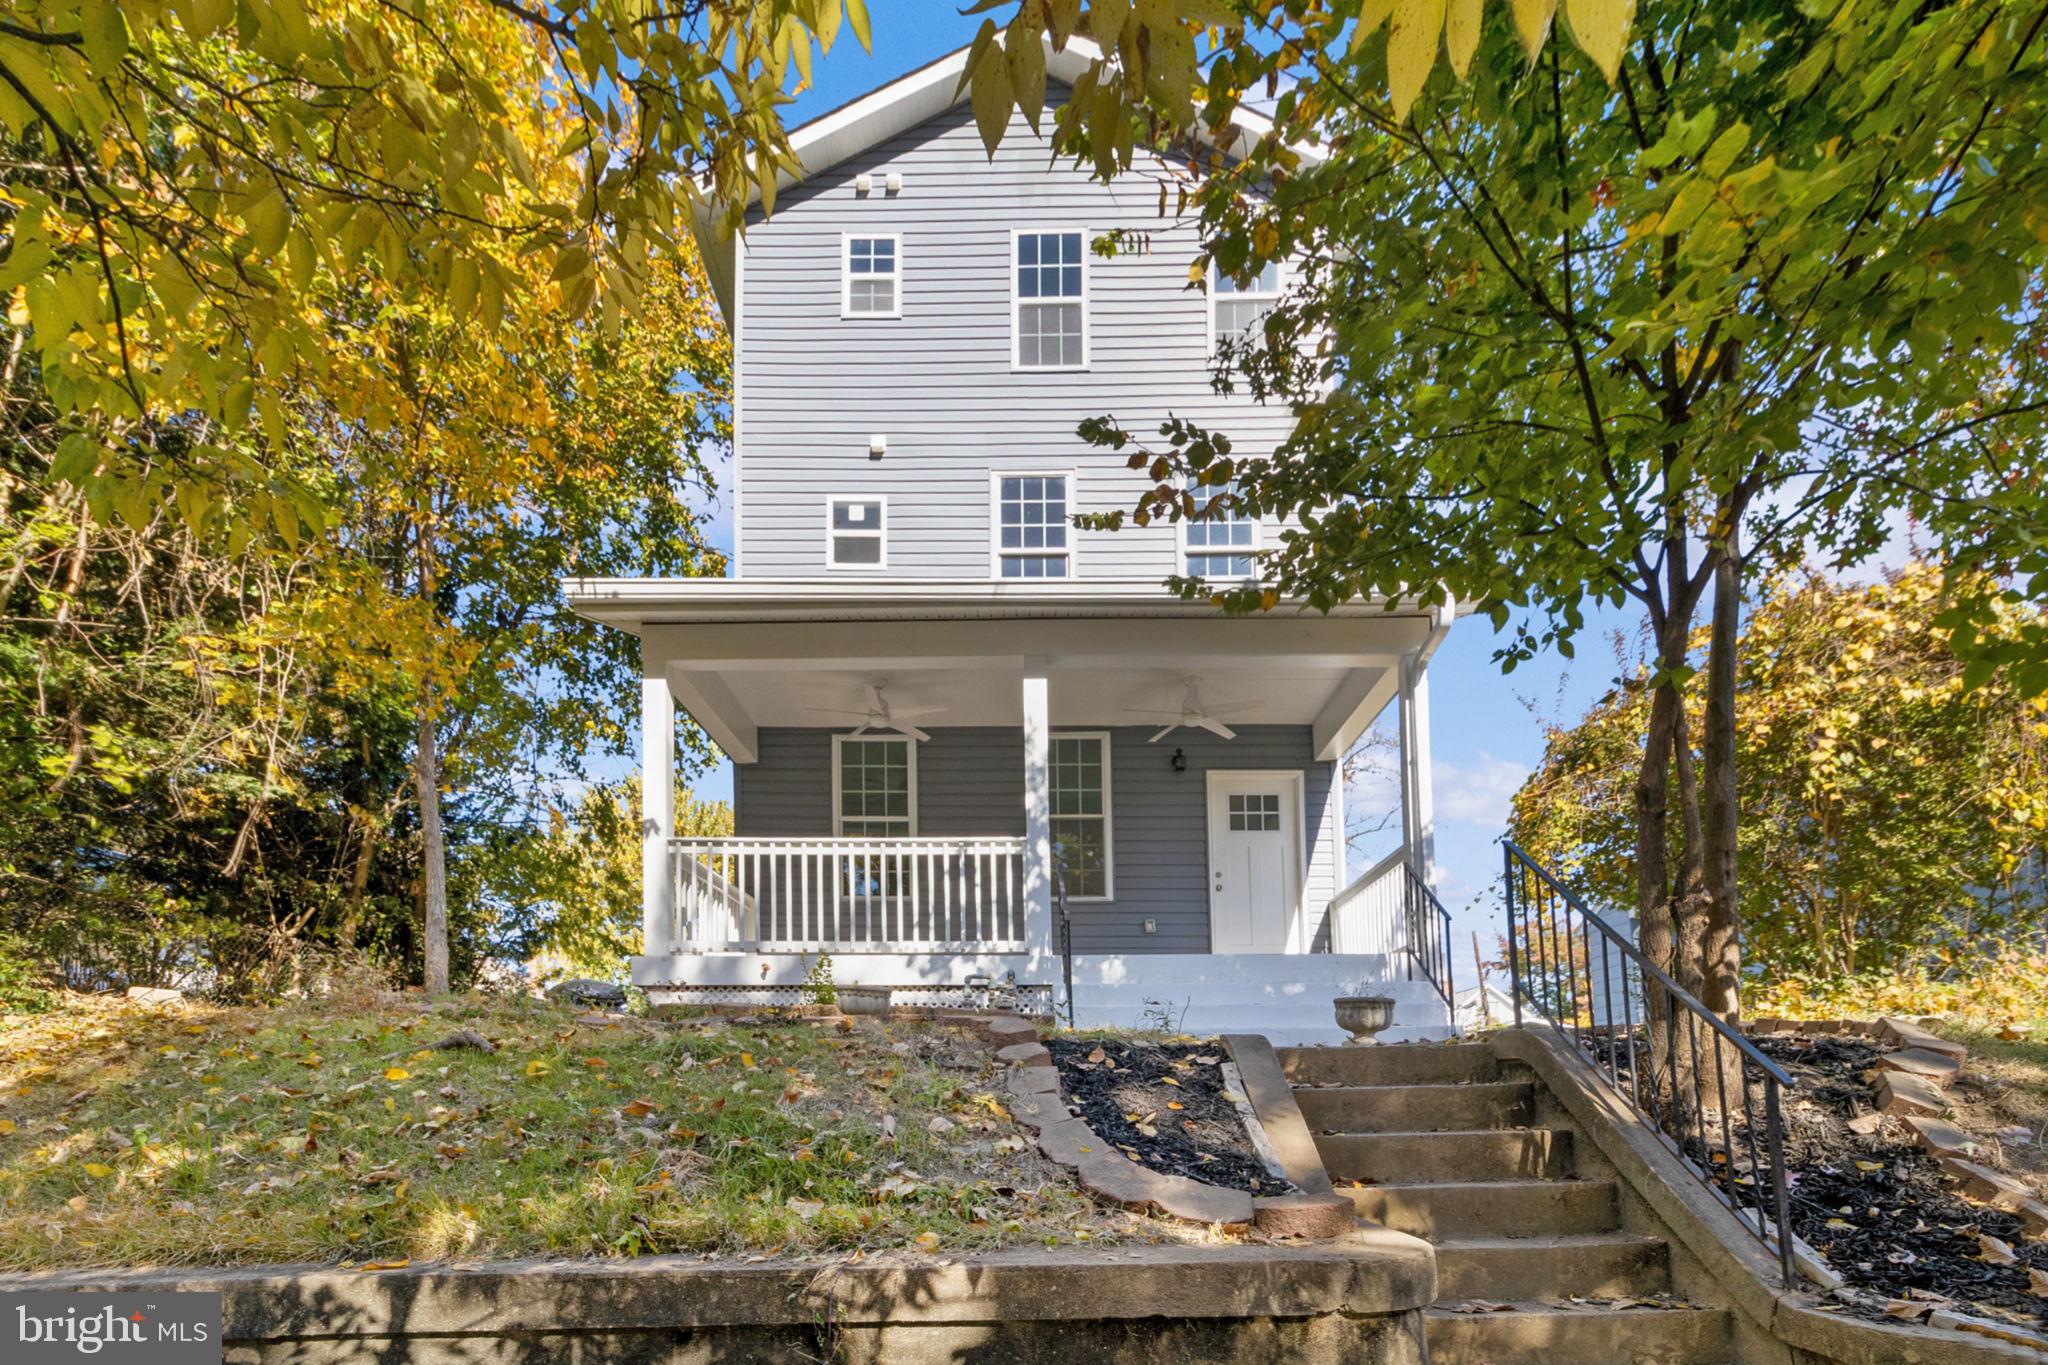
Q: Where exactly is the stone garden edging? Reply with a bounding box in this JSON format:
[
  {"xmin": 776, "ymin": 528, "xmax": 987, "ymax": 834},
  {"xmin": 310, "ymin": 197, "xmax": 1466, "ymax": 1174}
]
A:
[
  {"xmin": 984, "ymin": 1016, "xmax": 1356, "ymax": 1238},
  {"xmin": 1746, "ymin": 1016, "xmax": 2048, "ymax": 1241}
]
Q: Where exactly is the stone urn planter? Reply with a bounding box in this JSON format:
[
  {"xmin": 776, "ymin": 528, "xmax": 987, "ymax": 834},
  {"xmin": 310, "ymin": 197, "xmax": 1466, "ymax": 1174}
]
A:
[
  {"xmin": 1334, "ymin": 995, "xmax": 1397, "ymax": 1045},
  {"xmin": 836, "ymin": 985, "xmax": 892, "ymax": 1016}
]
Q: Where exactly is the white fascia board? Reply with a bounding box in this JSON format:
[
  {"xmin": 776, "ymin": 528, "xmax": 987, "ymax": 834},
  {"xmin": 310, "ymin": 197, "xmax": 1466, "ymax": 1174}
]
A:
[{"xmin": 560, "ymin": 576, "xmax": 1427, "ymax": 629}]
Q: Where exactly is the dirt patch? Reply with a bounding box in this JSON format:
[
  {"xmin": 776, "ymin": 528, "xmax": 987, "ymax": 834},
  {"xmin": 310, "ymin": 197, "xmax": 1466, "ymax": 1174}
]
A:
[
  {"xmin": 1754, "ymin": 1034, "xmax": 2048, "ymax": 1332},
  {"xmin": 1047, "ymin": 1038, "xmax": 1291, "ymax": 1196}
]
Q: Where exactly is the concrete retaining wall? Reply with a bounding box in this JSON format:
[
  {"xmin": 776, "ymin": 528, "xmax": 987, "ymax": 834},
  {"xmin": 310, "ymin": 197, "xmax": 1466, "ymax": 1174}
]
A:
[{"xmin": 0, "ymin": 1242, "xmax": 1433, "ymax": 1364}]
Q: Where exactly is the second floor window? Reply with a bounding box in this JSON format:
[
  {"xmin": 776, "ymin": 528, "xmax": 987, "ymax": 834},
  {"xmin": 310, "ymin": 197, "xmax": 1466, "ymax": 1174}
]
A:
[
  {"xmin": 1212, "ymin": 261, "xmax": 1281, "ymax": 348},
  {"xmin": 1014, "ymin": 230, "xmax": 1085, "ymax": 369},
  {"xmin": 827, "ymin": 498, "xmax": 885, "ymax": 567},
  {"xmin": 843, "ymin": 235, "xmax": 899, "ymax": 316},
  {"xmin": 1184, "ymin": 480, "xmax": 1257, "ymax": 579},
  {"xmin": 995, "ymin": 474, "xmax": 1070, "ymax": 578}
]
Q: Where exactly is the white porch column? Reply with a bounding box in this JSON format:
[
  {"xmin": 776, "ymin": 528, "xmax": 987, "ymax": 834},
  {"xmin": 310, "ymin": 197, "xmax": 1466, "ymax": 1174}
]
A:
[
  {"xmin": 1397, "ymin": 653, "xmax": 1437, "ymax": 887},
  {"xmin": 1020, "ymin": 662, "xmax": 1057, "ymax": 990},
  {"xmin": 641, "ymin": 655, "xmax": 677, "ymax": 959}
]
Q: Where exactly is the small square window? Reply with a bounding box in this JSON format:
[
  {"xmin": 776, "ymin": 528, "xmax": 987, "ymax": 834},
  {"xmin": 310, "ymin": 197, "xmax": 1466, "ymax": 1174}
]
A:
[
  {"xmin": 828, "ymin": 498, "xmax": 885, "ymax": 568},
  {"xmin": 844, "ymin": 235, "xmax": 900, "ymax": 317}
]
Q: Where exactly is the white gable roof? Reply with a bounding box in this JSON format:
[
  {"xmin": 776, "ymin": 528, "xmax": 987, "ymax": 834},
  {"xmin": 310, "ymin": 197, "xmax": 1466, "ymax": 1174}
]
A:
[{"xmin": 688, "ymin": 34, "xmax": 1297, "ymax": 324}]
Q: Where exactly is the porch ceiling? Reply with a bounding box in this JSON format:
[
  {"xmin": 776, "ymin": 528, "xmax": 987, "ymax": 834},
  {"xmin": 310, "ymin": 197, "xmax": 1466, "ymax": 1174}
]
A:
[{"xmin": 579, "ymin": 584, "xmax": 1453, "ymax": 767}]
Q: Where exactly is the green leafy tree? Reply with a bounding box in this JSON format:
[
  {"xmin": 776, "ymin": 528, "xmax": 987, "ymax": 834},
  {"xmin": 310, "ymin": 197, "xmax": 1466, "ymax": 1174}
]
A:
[{"xmin": 976, "ymin": 0, "xmax": 2048, "ymax": 1025}]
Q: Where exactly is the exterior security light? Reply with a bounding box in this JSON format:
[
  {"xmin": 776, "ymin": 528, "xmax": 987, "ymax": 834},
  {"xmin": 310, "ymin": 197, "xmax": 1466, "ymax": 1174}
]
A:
[{"xmin": 868, "ymin": 434, "xmax": 887, "ymax": 458}]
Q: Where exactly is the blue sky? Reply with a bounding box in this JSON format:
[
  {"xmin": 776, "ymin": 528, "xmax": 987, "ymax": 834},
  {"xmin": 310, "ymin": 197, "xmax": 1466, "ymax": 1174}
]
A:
[{"xmin": 661, "ymin": 16, "xmax": 1645, "ymax": 951}]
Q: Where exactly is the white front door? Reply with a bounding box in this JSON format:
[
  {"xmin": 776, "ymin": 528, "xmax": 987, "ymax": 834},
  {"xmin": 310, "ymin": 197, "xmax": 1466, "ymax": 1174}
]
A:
[{"xmin": 1207, "ymin": 773, "xmax": 1300, "ymax": 954}]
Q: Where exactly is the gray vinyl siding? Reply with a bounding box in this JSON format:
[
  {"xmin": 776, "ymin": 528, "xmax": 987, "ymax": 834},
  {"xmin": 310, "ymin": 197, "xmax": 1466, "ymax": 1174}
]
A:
[
  {"xmin": 734, "ymin": 726, "xmax": 1338, "ymax": 954},
  {"xmin": 735, "ymin": 88, "xmax": 1296, "ymax": 580}
]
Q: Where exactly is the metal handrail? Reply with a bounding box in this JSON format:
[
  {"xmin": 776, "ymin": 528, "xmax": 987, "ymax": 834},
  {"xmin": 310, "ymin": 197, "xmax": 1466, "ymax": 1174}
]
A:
[
  {"xmin": 1400, "ymin": 863, "xmax": 1456, "ymax": 1014},
  {"xmin": 1502, "ymin": 839, "xmax": 1799, "ymax": 1288}
]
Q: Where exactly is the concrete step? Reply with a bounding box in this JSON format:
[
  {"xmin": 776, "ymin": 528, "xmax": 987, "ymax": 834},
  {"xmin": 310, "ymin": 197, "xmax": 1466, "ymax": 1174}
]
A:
[
  {"xmin": 1343, "ymin": 1178, "xmax": 1619, "ymax": 1237},
  {"xmin": 1316, "ymin": 1128, "xmax": 1574, "ymax": 1184},
  {"xmin": 1295, "ymin": 1081, "xmax": 1533, "ymax": 1134},
  {"xmin": 1068, "ymin": 1005, "xmax": 1451, "ymax": 1041},
  {"xmin": 1279, "ymin": 1041, "xmax": 1502, "ymax": 1087},
  {"xmin": 1434, "ymin": 1233, "xmax": 1670, "ymax": 1300},
  {"xmin": 1425, "ymin": 1303, "xmax": 1731, "ymax": 1364}
]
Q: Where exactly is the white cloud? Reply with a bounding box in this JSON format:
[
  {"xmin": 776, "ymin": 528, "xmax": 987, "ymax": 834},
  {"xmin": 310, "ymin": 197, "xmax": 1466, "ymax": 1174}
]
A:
[{"xmin": 1433, "ymin": 751, "xmax": 1529, "ymax": 827}]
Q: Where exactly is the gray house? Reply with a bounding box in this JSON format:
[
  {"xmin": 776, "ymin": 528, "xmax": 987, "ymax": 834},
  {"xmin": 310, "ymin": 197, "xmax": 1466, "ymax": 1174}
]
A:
[{"xmin": 565, "ymin": 39, "xmax": 1461, "ymax": 1041}]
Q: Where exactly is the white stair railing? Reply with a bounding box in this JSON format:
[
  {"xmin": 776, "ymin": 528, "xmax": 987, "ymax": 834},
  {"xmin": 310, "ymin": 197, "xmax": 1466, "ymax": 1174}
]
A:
[{"xmin": 669, "ymin": 837, "xmax": 1028, "ymax": 954}]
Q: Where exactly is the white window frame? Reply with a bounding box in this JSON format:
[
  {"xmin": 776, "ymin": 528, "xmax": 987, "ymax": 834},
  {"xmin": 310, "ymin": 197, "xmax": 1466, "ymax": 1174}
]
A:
[
  {"xmin": 841, "ymin": 232, "xmax": 902, "ymax": 319},
  {"xmin": 825, "ymin": 495, "xmax": 888, "ymax": 571},
  {"xmin": 988, "ymin": 469, "xmax": 1080, "ymax": 580},
  {"xmin": 1206, "ymin": 259, "xmax": 1284, "ymax": 358},
  {"xmin": 1178, "ymin": 477, "xmax": 1260, "ymax": 580},
  {"xmin": 1011, "ymin": 227, "xmax": 1090, "ymax": 371},
  {"xmin": 831, "ymin": 733, "xmax": 918, "ymax": 838},
  {"xmin": 1050, "ymin": 730, "xmax": 1114, "ymax": 902}
]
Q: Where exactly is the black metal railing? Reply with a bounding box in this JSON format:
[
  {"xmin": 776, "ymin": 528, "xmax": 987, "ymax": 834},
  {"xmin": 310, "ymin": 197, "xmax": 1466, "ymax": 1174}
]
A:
[
  {"xmin": 1400, "ymin": 863, "xmax": 1456, "ymax": 1013},
  {"xmin": 1502, "ymin": 839, "xmax": 1799, "ymax": 1288},
  {"xmin": 1054, "ymin": 857, "xmax": 1075, "ymax": 1028}
]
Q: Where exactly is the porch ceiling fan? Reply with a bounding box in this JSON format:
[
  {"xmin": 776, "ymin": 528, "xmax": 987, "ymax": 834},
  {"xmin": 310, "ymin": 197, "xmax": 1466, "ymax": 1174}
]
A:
[
  {"xmin": 807, "ymin": 679, "xmax": 944, "ymax": 743},
  {"xmin": 1127, "ymin": 677, "xmax": 1260, "ymax": 743}
]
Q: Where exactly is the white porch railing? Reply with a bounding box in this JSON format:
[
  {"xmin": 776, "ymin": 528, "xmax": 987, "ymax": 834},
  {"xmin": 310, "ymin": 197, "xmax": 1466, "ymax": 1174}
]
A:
[
  {"xmin": 1326, "ymin": 845, "xmax": 1455, "ymax": 1010},
  {"xmin": 1327, "ymin": 848, "xmax": 1412, "ymax": 957},
  {"xmin": 669, "ymin": 837, "xmax": 1028, "ymax": 953}
]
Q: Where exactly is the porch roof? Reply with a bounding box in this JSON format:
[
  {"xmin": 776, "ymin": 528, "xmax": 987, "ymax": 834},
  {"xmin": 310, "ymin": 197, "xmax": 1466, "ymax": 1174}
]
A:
[{"xmin": 563, "ymin": 577, "xmax": 1463, "ymax": 767}]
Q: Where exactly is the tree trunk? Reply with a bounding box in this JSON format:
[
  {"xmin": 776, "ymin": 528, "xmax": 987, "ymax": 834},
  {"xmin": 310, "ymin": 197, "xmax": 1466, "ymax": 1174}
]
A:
[
  {"xmin": 1700, "ymin": 536, "xmax": 1743, "ymax": 1026},
  {"xmin": 416, "ymin": 707, "xmax": 449, "ymax": 994}
]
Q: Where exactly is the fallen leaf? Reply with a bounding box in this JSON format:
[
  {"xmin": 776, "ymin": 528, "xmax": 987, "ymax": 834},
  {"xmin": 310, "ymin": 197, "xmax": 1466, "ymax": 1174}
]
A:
[
  {"xmin": 1086, "ymin": 1046, "xmax": 1106, "ymax": 1064},
  {"xmin": 928, "ymin": 1115, "xmax": 955, "ymax": 1134},
  {"xmin": 1883, "ymin": 1299, "xmax": 1934, "ymax": 1321},
  {"xmin": 1854, "ymin": 1160, "xmax": 1883, "ymax": 1173},
  {"xmin": 621, "ymin": 1098, "xmax": 656, "ymax": 1117},
  {"xmin": 384, "ymin": 1068, "xmax": 410, "ymax": 1081},
  {"xmin": 741, "ymin": 1052, "xmax": 756, "ymax": 1069},
  {"xmin": 358, "ymin": 1258, "xmax": 411, "ymax": 1272},
  {"xmin": 0, "ymin": 1119, "xmax": 16, "ymax": 1135},
  {"xmin": 582, "ymin": 1056, "xmax": 608, "ymax": 1069},
  {"xmin": 83, "ymin": 1162, "xmax": 114, "ymax": 1178},
  {"xmin": 1979, "ymin": 1234, "xmax": 2020, "ymax": 1265},
  {"xmin": 913, "ymin": 1230, "xmax": 941, "ymax": 1252},
  {"xmin": 2029, "ymin": 1267, "xmax": 2048, "ymax": 1298},
  {"xmin": 525, "ymin": 1060, "xmax": 550, "ymax": 1078},
  {"xmin": 1166, "ymin": 1101, "xmax": 1184, "ymax": 1111},
  {"xmin": 788, "ymin": 1196, "xmax": 823, "ymax": 1220}
]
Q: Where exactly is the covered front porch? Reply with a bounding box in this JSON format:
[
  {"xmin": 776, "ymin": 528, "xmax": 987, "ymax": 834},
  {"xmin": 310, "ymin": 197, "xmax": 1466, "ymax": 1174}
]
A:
[{"xmin": 563, "ymin": 579, "xmax": 1463, "ymax": 1037}]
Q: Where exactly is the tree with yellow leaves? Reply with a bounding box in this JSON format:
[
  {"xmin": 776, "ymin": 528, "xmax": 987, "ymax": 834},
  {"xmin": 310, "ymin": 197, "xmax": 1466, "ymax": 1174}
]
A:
[{"xmin": 1511, "ymin": 565, "xmax": 2048, "ymax": 984}]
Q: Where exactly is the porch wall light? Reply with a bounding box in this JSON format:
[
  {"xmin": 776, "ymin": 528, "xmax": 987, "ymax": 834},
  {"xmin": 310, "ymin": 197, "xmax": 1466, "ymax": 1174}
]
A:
[{"xmin": 1170, "ymin": 747, "xmax": 1188, "ymax": 773}]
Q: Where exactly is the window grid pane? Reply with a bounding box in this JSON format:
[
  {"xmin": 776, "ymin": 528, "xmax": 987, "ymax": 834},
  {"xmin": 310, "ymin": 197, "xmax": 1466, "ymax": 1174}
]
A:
[
  {"xmin": 997, "ymin": 475, "xmax": 1071, "ymax": 575},
  {"xmin": 1017, "ymin": 232, "xmax": 1083, "ymax": 368},
  {"xmin": 1050, "ymin": 735, "xmax": 1107, "ymax": 898},
  {"xmin": 1186, "ymin": 482, "xmax": 1256, "ymax": 579},
  {"xmin": 839, "ymin": 739, "xmax": 911, "ymax": 830},
  {"xmin": 847, "ymin": 237, "xmax": 898, "ymax": 314}
]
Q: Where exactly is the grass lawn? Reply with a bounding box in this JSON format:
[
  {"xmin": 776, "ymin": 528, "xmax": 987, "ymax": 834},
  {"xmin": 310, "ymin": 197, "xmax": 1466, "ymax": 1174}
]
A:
[{"xmin": 0, "ymin": 987, "xmax": 1168, "ymax": 1271}]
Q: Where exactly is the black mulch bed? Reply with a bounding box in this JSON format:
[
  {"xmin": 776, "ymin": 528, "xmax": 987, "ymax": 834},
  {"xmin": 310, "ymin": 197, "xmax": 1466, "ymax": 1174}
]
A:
[
  {"xmin": 1583, "ymin": 1030, "xmax": 2048, "ymax": 1328},
  {"xmin": 1751, "ymin": 1033, "xmax": 2048, "ymax": 1332},
  {"xmin": 1046, "ymin": 1037, "xmax": 1293, "ymax": 1196}
]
